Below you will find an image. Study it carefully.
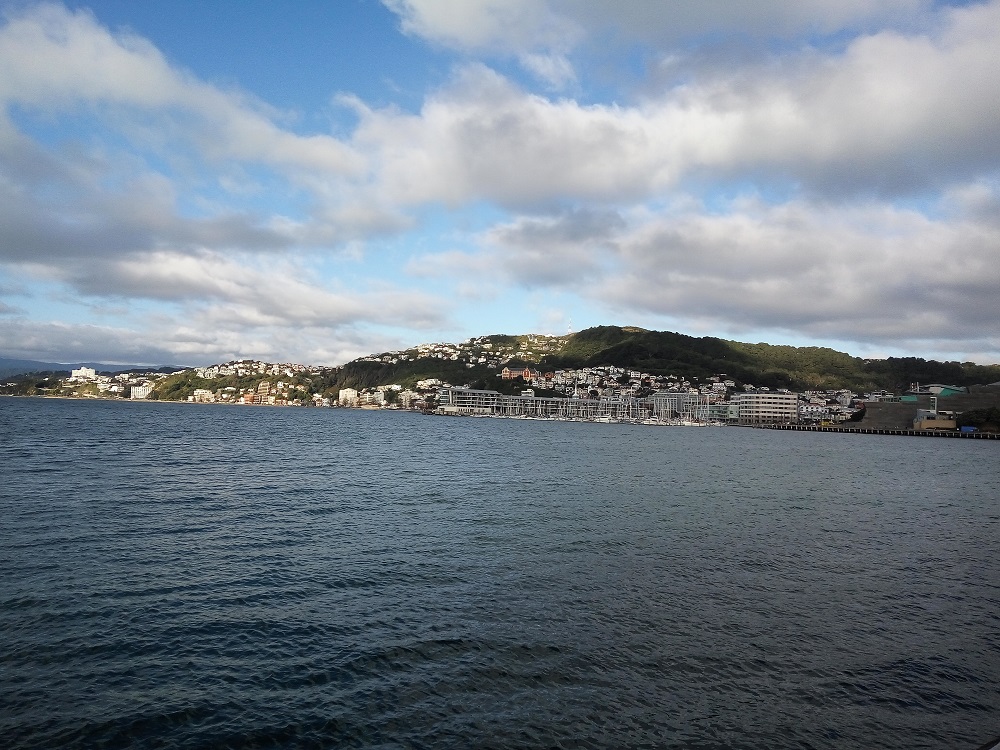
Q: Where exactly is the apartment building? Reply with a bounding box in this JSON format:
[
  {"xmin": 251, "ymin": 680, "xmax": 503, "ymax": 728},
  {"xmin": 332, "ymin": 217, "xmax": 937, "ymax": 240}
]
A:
[{"xmin": 734, "ymin": 391, "xmax": 799, "ymax": 425}]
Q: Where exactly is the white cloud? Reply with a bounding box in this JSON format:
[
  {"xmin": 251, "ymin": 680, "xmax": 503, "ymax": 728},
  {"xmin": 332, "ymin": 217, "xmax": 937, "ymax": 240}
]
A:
[
  {"xmin": 354, "ymin": 3, "xmax": 1000, "ymax": 210},
  {"xmin": 353, "ymin": 64, "xmax": 667, "ymax": 207},
  {"xmin": 410, "ymin": 191, "xmax": 1000, "ymax": 362},
  {"xmin": 409, "ymin": 209, "xmax": 624, "ymax": 292},
  {"xmin": 0, "ymin": 314, "xmax": 416, "ymax": 367},
  {"xmin": 0, "ymin": 3, "xmax": 387, "ymax": 269},
  {"xmin": 2, "ymin": 2, "xmax": 999, "ymax": 367},
  {"xmin": 518, "ymin": 52, "xmax": 576, "ymax": 89},
  {"xmin": 0, "ymin": 4, "xmax": 361, "ymax": 175},
  {"xmin": 482, "ymin": 209, "xmax": 623, "ymax": 286},
  {"xmin": 383, "ymin": 0, "xmax": 934, "ymax": 75},
  {"xmin": 0, "ymin": 251, "xmax": 449, "ymax": 365},
  {"xmin": 0, "ymin": 4, "xmax": 465, "ymax": 369},
  {"xmin": 600, "ymin": 198, "xmax": 1000, "ymax": 354},
  {"xmin": 0, "ymin": 317, "xmax": 199, "ymax": 365},
  {"xmin": 384, "ymin": 0, "xmax": 581, "ymax": 55},
  {"xmin": 553, "ymin": 0, "xmax": 932, "ymax": 46},
  {"xmin": 38, "ymin": 249, "xmax": 448, "ymax": 330}
]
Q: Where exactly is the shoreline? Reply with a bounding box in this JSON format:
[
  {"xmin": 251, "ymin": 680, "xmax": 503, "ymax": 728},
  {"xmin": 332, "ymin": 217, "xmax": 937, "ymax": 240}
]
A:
[{"xmin": 4, "ymin": 395, "xmax": 998, "ymax": 438}]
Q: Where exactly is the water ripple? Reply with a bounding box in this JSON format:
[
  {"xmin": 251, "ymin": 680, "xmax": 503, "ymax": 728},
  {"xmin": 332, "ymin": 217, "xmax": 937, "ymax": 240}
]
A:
[{"xmin": 1, "ymin": 398, "xmax": 999, "ymax": 749}]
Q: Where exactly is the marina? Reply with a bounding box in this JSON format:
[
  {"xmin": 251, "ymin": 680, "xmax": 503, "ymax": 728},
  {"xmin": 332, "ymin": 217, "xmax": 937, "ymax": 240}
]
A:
[{"xmin": 434, "ymin": 386, "xmax": 722, "ymax": 424}]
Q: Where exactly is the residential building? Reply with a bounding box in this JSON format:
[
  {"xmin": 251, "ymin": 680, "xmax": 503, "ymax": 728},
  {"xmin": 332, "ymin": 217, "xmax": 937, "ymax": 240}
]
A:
[
  {"xmin": 734, "ymin": 391, "xmax": 799, "ymax": 424},
  {"xmin": 648, "ymin": 391, "xmax": 706, "ymax": 419}
]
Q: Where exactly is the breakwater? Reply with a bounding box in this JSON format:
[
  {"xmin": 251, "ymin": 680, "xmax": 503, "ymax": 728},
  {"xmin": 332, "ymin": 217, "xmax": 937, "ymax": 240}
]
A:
[{"xmin": 756, "ymin": 423, "xmax": 999, "ymax": 439}]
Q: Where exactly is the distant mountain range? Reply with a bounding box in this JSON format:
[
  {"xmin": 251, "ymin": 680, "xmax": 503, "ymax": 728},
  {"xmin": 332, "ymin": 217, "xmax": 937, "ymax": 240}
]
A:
[{"xmin": 0, "ymin": 357, "xmax": 186, "ymax": 379}]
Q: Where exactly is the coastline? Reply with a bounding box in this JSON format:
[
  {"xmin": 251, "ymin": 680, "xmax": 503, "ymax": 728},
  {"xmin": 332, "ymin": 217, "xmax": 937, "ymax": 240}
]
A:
[{"xmin": 5, "ymin": 395, "xmax": 998, "ymax": 439}]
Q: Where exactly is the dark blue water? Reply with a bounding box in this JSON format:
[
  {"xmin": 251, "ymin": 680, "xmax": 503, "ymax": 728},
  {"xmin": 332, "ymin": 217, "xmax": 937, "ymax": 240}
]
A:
[{"xmin": 1, "ymin": 397, "xmax": 998, "ymax": 749}]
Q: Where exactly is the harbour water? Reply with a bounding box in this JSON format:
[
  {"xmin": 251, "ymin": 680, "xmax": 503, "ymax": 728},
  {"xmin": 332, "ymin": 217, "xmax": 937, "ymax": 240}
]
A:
[{"xmin": 1, "ymin": 397, "xmax": 998, "ymax": 748}]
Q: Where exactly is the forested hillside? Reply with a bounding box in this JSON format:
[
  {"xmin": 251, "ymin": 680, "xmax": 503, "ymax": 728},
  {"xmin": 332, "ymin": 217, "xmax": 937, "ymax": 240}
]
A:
[{"xmin": 538, "ymin": 326, "xmax": 1000, "ymax": 392}]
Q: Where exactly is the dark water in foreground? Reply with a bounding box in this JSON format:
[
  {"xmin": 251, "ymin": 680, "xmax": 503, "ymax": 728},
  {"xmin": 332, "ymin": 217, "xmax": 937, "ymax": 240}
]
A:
[{"xmin": 1, "ymin": 397, "xmax": 998, "ymax": 749}]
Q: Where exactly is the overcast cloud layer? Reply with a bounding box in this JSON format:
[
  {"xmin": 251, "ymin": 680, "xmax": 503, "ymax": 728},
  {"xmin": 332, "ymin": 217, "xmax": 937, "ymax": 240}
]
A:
[{"xmin": 1, "ymin": 1, "xmax": 998, "ymax": 365}]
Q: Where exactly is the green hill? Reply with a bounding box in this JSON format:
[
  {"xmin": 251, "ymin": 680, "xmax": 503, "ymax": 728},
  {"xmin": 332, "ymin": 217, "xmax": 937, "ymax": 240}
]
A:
[
  {"xmin": 144, "ymin": 326, "xmax": 1000, "ymax": 401},
  {"xmin": 538, "ymin": 326, "xmax": 1000, "ymax": 392},
  {"xmin": 320, "ymin": 326, "xmax": 1000, "ymax": 394}
]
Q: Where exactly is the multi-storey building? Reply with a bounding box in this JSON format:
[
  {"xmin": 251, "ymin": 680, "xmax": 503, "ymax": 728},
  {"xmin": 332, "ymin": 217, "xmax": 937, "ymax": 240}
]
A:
[
  {"xmin": 648, "ymin": 390, "xmax": 707, "ymax": 419},
  {"xmin": 734, "ymin": 391, "xmax": 799, "ymax": 424}
]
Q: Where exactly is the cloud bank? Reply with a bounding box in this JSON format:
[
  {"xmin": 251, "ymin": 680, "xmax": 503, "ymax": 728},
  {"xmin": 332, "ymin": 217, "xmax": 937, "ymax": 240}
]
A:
[{"xmin": 0, "ymin": 1, "xmax": 998, "ymax": 364}]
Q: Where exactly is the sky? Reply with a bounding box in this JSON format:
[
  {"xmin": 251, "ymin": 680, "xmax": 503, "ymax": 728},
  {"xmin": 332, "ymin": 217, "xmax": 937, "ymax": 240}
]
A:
[{"xmin": 1, "ymin": 0, "xmax": 999, "ymax": 367}]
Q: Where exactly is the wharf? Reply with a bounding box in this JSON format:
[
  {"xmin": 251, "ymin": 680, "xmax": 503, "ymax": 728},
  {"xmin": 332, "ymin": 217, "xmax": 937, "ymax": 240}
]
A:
[{"xmin": 756, "ymin": 424, "xmax": 999, "ymax": 439}]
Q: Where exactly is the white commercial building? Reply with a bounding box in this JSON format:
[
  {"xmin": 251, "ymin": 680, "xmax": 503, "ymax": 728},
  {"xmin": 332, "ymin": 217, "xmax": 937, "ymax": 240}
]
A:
[
  {"xmin": 734, "ymin": 391, "xmax": 799, "ymax": 425},
  {"xmin": 647, "ymin": 391, "xmax": 707, "ymax": 419}
]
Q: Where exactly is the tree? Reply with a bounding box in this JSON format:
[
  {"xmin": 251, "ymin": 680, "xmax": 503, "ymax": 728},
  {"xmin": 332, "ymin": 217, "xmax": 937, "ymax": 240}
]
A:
[{"xmin": 958, "ymin": 407, "xmax": 1000, "ymax": 433}]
